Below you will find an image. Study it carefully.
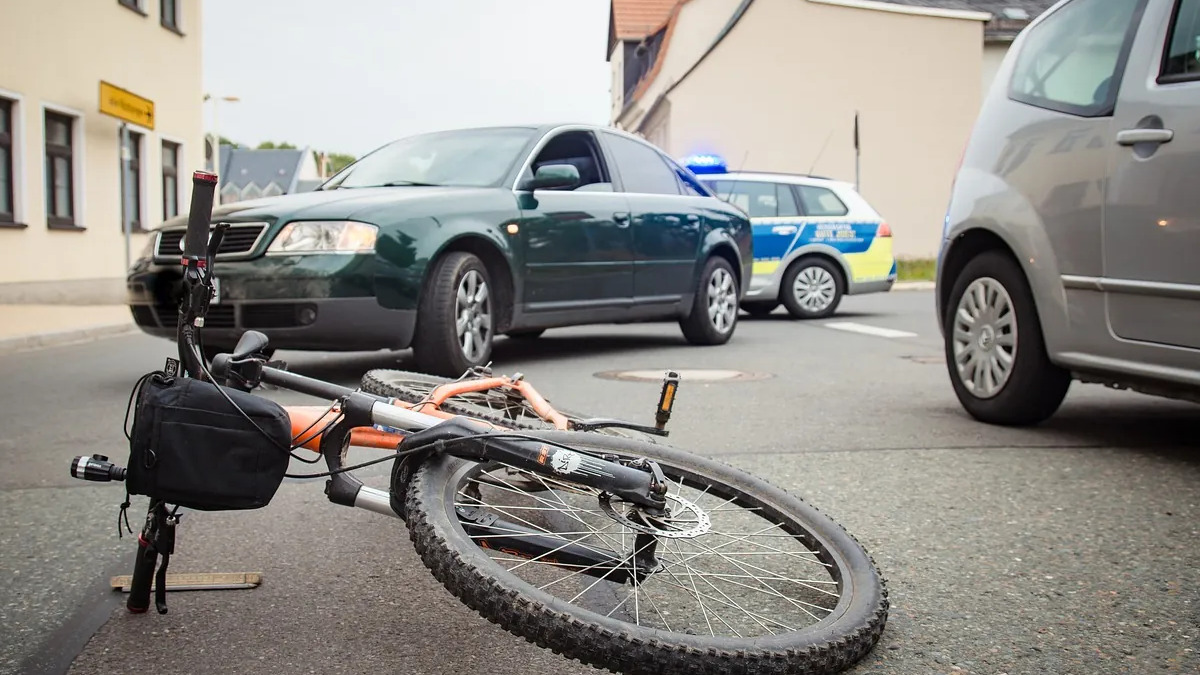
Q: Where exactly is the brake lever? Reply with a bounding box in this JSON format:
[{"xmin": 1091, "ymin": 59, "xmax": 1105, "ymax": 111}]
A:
[{"xmin": 205, "ymin": 222, "xmax": 230, "ymax": 280}]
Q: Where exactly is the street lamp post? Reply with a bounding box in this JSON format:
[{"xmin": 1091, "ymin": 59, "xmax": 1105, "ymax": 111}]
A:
[{"xmin": 203, "ymin": 94, "xmax": 239, "ymax": 182}]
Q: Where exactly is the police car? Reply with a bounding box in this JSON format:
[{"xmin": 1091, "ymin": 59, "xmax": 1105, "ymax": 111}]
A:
[{"xmin": 684, "ymin": 155, "xmax": 896, "ymax": 319}]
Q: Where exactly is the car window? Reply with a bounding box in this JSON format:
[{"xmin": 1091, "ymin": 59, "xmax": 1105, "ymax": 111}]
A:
[
  {"xmin": 324, "ymin": 127, "xmax": 535, "ymax": 189},
  {"xmin": 602, "ymin": 133, "xmax": 682, "ymax": 195},
  {"xmin": 1162, "ymin": 0, "xmax": 1200, "ymax": 82},
  {"xmin": 704, "ymin": 181, "xmax": 800, "ymax": 218},
  {"xmin": 521, "ymin": 130, "xmax": 612, "ymax": 191},
  {"xmin": 796, "ymin": 186, "xmax": 848, "ymax": 217},
  {"xmin": 1008, "ymin": 0, "xmax": 1145, "ymax": 117},
  {"xmin": 661, "ymin": 156, "xmax": 712, "ymax": 197}
]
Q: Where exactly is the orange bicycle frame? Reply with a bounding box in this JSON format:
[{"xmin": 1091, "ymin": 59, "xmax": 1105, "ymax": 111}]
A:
[{"xmin": 285, "ymin": 375, "xmax": 568, "ymax": 452}]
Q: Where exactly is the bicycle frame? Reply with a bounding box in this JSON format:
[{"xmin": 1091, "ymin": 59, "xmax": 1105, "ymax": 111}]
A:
[
  {"xmin": 73, "ymin": 169, "xmax": 678, "ymax": 613},
  {"xmin": 287, "ymin": 374, "xmax": 569, "ymax": 453}
]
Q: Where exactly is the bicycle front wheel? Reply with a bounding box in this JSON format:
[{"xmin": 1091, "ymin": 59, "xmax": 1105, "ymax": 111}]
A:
[{"xmin": 402, "ymin": 430, "xmax": 887, "ymax": 675}]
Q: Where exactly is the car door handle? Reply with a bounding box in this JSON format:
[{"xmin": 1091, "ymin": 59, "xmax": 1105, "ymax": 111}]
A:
[
  {"xmin": 1116, "ymin": 128, "xmax": 1173, "ymax": 145},
  {"xmin": 614, "ymin": 212, "xmax": 630, "ymax": 228}
]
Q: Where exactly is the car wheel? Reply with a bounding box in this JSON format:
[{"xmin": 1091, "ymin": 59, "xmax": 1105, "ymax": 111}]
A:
[
  {"xmin": 505, "ymin": 329, "xmax": 545, "ymax": 340},
  {"xmin": 943, "ymin": 250, "xmax": 1070, "ymax": 426},
  {"xmin": 741, "ymin": 301, "xmax": 778, "ymax": 317},
  {"xmin": 781, "ymin": 257, "xmax": 843, "ymax": 319},
  {"xmin": 412, "ymin": 252, "xmax": 495, "ymax": 378},
  {"xmin": 679, "ymin": 256, "xmax": 739, "ymax": 345}
]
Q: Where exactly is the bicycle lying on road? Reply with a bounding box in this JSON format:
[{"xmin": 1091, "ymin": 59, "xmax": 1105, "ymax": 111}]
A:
[{"xmin": 69, "ymin": 170, "xmax": 888, "ymax": 675}]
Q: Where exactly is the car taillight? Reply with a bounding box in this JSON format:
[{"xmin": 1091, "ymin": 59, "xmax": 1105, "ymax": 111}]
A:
[{"xmin": 877, "ymin": 222, "xmax": 892, "ymax": 237}]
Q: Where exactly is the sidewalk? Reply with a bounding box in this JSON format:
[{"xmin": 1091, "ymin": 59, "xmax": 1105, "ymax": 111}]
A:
[{"xmin": 0, "ymin": 304, "xmax": 135, "ymax": 355}]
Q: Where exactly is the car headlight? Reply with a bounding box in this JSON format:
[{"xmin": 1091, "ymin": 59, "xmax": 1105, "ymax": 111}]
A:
[{"xmin": 267, "ymin": 220, "xmax": 378, "ymax": 254}]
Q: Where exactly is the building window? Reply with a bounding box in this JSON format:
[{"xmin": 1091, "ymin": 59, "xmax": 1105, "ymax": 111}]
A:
[
  {"xmin": 1161, "ymin": 0, "xmax": 1200, "ymax": 82},
  {"xmin": 44, "ymin": 111, "xmax": 76, "ymax": 228},
  {"xmin": 118, "ymin": 0, "xmax": 146, "ymax": 15},
  {"xmin": 121, "ymin": 130, "xmax": 143, "ymax": 231},
  {"xmin": 162, "ymin": 140, "xmax": 180, "ymax": 220},
  {"xmin": 0, "ymin": 98, "xmax": 14, "ymax": 224},
  {"xmin": 161, "ymin": 0, "xmax": 181, "ymax": 32}
]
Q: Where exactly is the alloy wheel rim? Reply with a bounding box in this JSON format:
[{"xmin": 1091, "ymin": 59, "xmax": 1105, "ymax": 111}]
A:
[
  {"xmin": 793, "ymin": 266, "xmax": 837, "ymax": 312},
  {"xmin": 455, "ymin": 270, "xmax": 492, "ymax": 361},
  {"xmin": 952, "ymin": 277, "xmax": 1017, "ymax": 399},
  {"xmin": 707, "ymin": 268, "xmax": 737, "ymax": 333}
]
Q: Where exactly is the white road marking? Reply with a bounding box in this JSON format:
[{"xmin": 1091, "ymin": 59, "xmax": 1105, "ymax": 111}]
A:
[{"xmin": 823, "ymin": 322, "xmax": 918, "ymax": 339}]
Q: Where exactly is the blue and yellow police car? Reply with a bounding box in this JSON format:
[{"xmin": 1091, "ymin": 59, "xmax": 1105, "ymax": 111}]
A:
[{"xmin": 685, "ymin": 155, "xmax": 896, "ymax": 319}]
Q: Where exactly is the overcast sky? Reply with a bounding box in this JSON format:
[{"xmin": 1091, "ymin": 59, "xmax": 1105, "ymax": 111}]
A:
[{"xmin": 202, "ymin": 0, "xmax": 613, "ymax": 157}]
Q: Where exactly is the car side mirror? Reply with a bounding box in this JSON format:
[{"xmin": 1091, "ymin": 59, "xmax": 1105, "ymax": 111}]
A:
[{"xmin": 520, "ymin": 164, "xmax": 580, "ymax": 191}]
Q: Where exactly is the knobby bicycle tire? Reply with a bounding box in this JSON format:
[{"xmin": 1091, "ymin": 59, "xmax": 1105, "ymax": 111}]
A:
[
  {"xmin": 360, "ymin": 369, "xmax": 656, "ymax": 442},
  {"xmin": 402, "ymin": 430, "xmax": 888, "ymax": 675}
]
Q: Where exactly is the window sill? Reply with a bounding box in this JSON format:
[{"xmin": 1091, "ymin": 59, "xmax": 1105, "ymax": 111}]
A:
[
  {"xmin": 48, "ymin": 222, "xmax": 86, "ymax": 232},
  {"xmin": 161, "ymin": 22, "xmax": 185, "ymax": 37},
  {"xmin": 0, "ymin": 221, "xmax": 28, "ymax": 230}
]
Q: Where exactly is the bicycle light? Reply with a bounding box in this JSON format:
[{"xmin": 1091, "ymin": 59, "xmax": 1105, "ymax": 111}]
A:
[
  {"xmin": 655, "ymin": 371, "xmax": 680, "ymax": 431},
  {"xmin": 70, "ymin": 454, "xmax": 127, "ymax": 482}
]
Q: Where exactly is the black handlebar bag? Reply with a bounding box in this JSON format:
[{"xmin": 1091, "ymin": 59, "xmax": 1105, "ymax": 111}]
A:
[{"xmin": 125, "ymin": 372, "xmax": 293, "ymax": 511}]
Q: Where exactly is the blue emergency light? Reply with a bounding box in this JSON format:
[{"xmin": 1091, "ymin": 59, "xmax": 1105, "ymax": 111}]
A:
[{"xmin": 682, "ymin": 154, "xmax": 727, "ymax": 175}]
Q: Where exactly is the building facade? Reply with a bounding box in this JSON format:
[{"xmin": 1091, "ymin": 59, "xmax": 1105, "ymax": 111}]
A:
[
  {"xmin": 609, "ymin": 0, "xmax": 1055, "ymax": 259},
  {"xmin": 0, "ymin": 0, "xmax": 204, "ymax": 302}
]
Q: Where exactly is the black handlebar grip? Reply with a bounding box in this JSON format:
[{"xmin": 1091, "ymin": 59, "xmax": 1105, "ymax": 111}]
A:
[
  {"xmin": 183, "ymin": 171, "xmax": 219, "ymax": 262},
  {"xmin": 126, "ymin": 536, "xmax": 157, "ymax": 613}
]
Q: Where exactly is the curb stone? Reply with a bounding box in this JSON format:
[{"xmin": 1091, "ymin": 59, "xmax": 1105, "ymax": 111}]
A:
[
  {"xmin": 892, "ymin": 281, "xmax": 935, "ymax": 291},
  {"xmin": 0, "ymin": 322, "xmax": 137, "ymax": 356}
]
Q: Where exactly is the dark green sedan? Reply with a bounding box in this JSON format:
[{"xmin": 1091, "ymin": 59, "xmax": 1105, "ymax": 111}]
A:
[{"xmin": 127, "ymin": 124, "xmax": 753, "ymax": 376}]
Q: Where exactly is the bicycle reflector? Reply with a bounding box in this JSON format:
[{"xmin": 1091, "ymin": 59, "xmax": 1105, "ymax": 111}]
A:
[{"xmin": 655, "ymin": 371, "xmax": 680, "ymax": 431}]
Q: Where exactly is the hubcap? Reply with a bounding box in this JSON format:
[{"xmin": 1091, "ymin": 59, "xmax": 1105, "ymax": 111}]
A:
[
  {"xmin": 952, "ymin": 277, "xmax": 1017, "ymax": 399},
  {"xmin": 707, "ymin": 267, "xmax": 737, "ymax": 333},
  {"xmin": 455, "ymin": 270, "xmax": 491, "ymax": 361},
  {"xmin": 793, "ymin": 266, "xmax": 837, "ymax": 312}
]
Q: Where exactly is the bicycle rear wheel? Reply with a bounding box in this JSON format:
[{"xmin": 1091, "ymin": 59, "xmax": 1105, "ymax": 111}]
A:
[
  {"xmin": 361, "ymin": 369, "xmax": 655, "ymax": 441},
  {"xmin": 402, "ymin": 430, "xmax": 888, "ymax": 675}
]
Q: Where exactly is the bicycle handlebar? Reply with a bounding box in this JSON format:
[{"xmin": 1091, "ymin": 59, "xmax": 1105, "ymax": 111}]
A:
[{"xmin": 183, "ymin": 171, "xmax": 218, "ymax": 263}]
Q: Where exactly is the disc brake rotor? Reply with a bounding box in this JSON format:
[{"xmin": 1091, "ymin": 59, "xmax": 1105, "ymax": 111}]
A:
[{"xmin": 598, "ymin": 492, "xmax": 711, "ymax": 539}]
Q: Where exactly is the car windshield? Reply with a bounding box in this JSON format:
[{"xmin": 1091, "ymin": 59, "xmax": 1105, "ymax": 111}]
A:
[{"xmin": 322, "ymin": 127, "xmax": 536, "ymax": 189}]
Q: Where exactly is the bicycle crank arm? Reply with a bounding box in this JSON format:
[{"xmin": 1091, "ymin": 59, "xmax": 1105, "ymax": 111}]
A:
[{"xmin": 398, "ymin": 418, "xmax": 668, "ymax": 510}]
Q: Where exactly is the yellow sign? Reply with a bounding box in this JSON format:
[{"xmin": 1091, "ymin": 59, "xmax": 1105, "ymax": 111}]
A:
[{"xmin": 99, "ymin": 81, "xmax": 155, "ymax": 129}]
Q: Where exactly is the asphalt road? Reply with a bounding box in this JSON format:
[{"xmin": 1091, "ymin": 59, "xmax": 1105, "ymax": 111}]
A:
[{"xmin": 2, "ymin": 291, "xmax": 1197, "ymax": 675}]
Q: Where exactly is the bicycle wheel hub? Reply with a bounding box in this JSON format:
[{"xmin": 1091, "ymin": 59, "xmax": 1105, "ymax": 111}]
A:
[{"xmin": 598, "ymin": 493, "xmax": 710, "ymax": 538}]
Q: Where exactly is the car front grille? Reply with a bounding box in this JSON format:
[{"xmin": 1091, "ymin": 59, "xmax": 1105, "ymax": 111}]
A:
[
  {"xmin": 155, "ymin": 223, "xmax": 268, "ymax": 259},
  {"xmin": 151, "ymin": 302, "xmax": 236, "ymax": 329}
]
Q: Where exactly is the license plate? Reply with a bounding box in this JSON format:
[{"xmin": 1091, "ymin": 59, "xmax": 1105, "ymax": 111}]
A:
[{"xmin": 210, "ymin": 277, "xmax": 221, "ymax": 304}]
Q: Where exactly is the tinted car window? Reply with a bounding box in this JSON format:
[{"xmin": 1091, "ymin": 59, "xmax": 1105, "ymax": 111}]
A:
[
  {"xmin": 797, "ymin": 186, "xmax": 848, "ymax": 217},
  {"xmin": 705, "ymin": 181, "xmax": 800, "ymax": 218},
  {"xmin": 1162, "ymin": 0, "xmax": 1200, "ymax": 81},
  {"xmin": 1008, "ymin": 0, "xmax": 1143, "ymax": 117},
  {"xmin": 602, "ymin": 133, "xmax": 681, "ymax": 195}
]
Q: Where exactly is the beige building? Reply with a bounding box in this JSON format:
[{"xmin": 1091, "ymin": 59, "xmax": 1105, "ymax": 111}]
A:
[
  {"xmin": 609, "ymin": 0, "xmax": 1053, "ymax": 259},
  {"xmin": 0, "ymin": 0, "xmax": 204, "ymax": 302}
]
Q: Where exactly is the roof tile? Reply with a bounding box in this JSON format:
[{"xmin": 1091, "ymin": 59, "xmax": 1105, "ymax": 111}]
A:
[{"xmin": 612, "ymin": 0, "xmax": 680, "ymax": 40}]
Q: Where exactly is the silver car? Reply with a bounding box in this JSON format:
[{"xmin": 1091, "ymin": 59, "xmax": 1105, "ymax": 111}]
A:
[{"xmin": 936, "ymin": 0, "xmax": 1200, "ymax": 425}]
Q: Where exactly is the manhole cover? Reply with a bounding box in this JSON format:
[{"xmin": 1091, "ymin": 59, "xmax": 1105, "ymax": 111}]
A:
[{"xmin": 594, "ymin": 369, "xmax": 773, "ymax": 383}]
